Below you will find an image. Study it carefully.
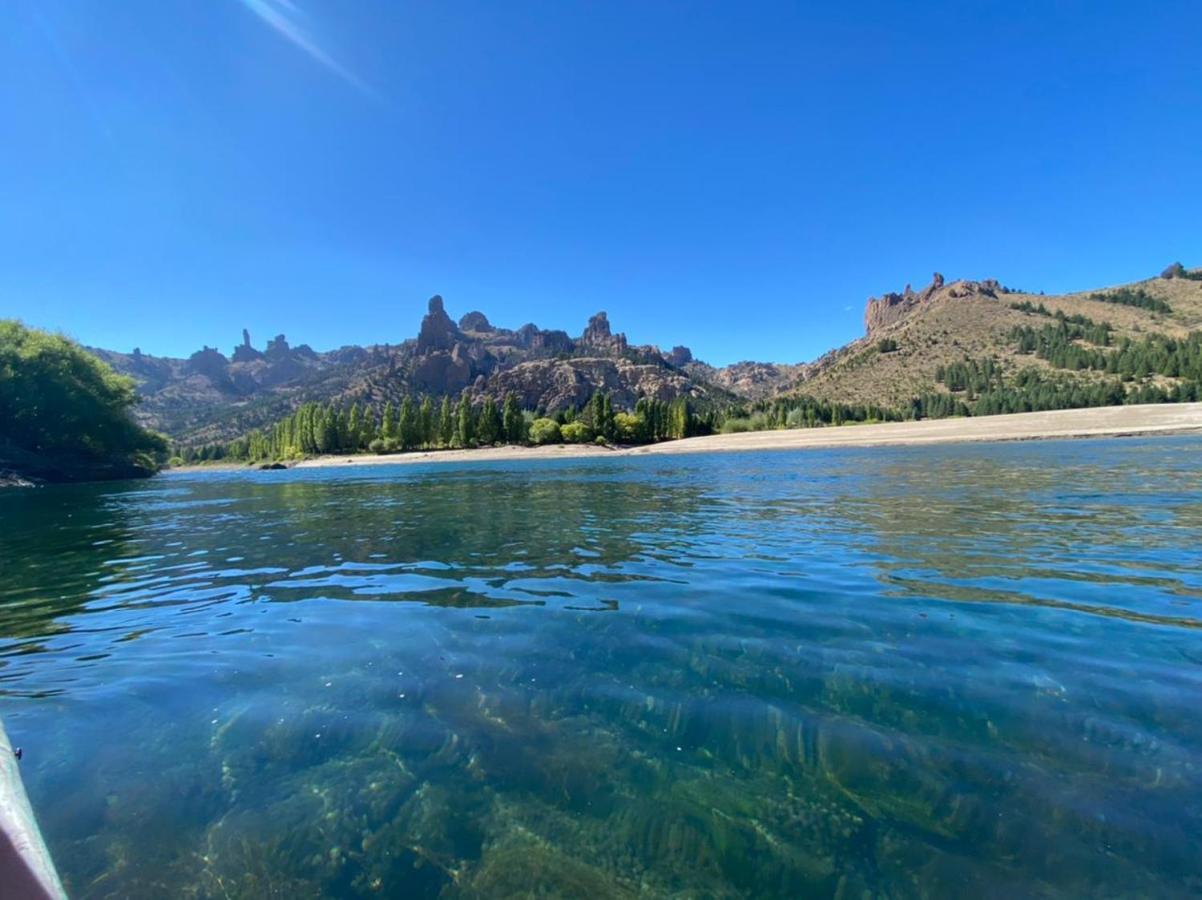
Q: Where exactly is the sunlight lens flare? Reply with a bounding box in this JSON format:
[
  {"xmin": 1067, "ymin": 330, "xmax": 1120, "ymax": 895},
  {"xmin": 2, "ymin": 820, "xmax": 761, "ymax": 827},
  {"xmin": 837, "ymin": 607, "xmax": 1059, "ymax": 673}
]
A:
[{"xmin": 237, "ymin": 0, "xmax": 373, "ymax": 94}]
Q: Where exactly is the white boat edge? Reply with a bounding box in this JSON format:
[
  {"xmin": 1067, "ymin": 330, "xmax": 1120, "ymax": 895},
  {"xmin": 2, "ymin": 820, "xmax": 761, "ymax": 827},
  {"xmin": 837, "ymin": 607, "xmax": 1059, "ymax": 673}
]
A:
[{"xmin": 0, "ymin": 720, "xmax": 67, "ymax": 899}]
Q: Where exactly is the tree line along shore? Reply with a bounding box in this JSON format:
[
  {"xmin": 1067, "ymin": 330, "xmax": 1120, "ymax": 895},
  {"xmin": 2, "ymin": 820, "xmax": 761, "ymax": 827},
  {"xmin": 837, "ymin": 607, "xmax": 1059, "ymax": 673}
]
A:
[{"xmin": 4, "ymin": 304, "xmax": 1202, "ymax": 483}]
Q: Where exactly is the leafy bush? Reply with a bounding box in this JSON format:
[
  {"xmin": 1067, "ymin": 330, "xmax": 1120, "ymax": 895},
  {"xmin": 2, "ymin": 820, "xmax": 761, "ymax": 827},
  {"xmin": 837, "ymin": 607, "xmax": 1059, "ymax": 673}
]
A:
[
  {"xmin": 877, "ymin": 337, "xmax": 899, "ymax": 353},
  {"xmin": 560, "ymin": 421, "xmax": 592, "ymax": 443},
  {"xmin": 0, "ymin": 320, "xmax": 167, "ymax": 468},
  {"xmin": 613, "ymin": 411, "xmax": 644, "ymax": 442},
  {"xmin": 528, "ymin": 418, "xmax": 562, "ymax": 445}
]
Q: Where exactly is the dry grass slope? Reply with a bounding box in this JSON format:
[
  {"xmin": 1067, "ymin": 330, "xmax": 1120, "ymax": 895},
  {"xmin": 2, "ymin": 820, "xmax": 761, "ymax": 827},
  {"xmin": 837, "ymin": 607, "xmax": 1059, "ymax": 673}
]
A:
[{"xmin": 793, "ymin": 270, "xmax": 1202, "ymax": 410}]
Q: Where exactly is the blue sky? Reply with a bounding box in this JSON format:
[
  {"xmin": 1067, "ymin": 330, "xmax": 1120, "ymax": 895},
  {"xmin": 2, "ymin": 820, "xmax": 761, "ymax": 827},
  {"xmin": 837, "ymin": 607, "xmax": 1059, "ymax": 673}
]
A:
[{"xmin": 1, "ymin": 1, "xmax": 1199, "ymax": 366}]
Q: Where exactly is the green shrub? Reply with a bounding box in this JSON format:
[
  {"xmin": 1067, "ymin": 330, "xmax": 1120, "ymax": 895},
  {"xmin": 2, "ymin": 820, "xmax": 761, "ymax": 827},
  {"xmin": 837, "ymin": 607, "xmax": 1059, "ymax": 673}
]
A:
[
  {"xmin": 528, "ymin": 418, "xmax": 562, "ymax": 445},
  {"xmin": 0, "ymin": 320, "xmax": 168, "ymax": 474},
  {"xmin": 613, "ymin": 411, "xmax": 645, "ymax": 442},
  {"xmin": 561, "ymin": 421, "xmax": 592, "ymax": 443}
]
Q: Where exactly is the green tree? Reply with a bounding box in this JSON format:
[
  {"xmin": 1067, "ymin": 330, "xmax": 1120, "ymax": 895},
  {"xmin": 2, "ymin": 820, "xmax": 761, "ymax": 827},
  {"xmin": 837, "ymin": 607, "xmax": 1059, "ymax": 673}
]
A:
[
  {"xmin": 456, "ymin": 395, "xmax": 475, "ymax": 448},
  {"xmin": 398, "ymin": 396, "xmax": 418, "ymax": 450},
  {"xmin": 381, "ymin": 402, "xmax": 397, "ymax": 442},
  {"xmin": 0, "ymin": 320, "xmax": 167, "ymax": 478},
  {"xmin": 561, "ymin": 421, "xmax": 592, "ymax": 443},
  {"xmin": 600, "ymin": 392, "xmax": 616, "ymax": 441},
  {"xmin": 477, "ymin": 397, "xmax": 502, "ymax": 445},
  {"xmin": 528, "ymin": 417, "xmax": 562, "ymax": 445},
  {"xmin": 438, "ymin": 397, "xmax": 454, "ymax": 448},
  {"xmin": 419, "ymin": 396, "xmax": 435, "ymax": 448},
  {"xmin": 348, "ymin": 403, "xmax": 364, "ymax": 451},
  {"xmin": 502, "ymin": 393, "xmax": 525, "ymax": 444}
]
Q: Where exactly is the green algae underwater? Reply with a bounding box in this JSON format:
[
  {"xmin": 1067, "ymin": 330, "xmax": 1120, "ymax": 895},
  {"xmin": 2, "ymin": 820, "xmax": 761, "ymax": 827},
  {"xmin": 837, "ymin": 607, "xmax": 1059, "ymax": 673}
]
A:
[{"xmin": 1, "ymin": 437, "xmax": 1201, "ymax": 898}]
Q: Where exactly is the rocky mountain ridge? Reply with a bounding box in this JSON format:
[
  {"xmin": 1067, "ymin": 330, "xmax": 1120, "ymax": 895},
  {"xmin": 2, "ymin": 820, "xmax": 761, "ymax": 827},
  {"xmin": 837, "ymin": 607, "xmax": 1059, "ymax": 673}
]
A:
[
  {"xmin": 94, "ymin": 298, "xmax": 739, "ymax": 444},
  {"xmin": 94, "ymin": 262, "xmax": 1202, "ymax": 445}
]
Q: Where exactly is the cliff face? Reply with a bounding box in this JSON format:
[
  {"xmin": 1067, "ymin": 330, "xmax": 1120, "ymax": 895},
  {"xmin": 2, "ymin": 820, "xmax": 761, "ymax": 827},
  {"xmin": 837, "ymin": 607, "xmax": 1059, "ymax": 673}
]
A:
[{"xmin": 94, "ymin": 296, "xmax": 729, "ymax": 444}]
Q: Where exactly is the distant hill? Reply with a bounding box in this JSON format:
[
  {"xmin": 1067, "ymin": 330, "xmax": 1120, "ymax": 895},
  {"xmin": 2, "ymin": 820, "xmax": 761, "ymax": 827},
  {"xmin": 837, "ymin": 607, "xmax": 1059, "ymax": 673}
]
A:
[
  {"xmin": 92, "ymin": 262, "xmax": 1202, "ymax": 446},
  {"xmin": 93, "ymin": 298, "xmax": 740, "ymax": 444},
  {"xmin": 788, "ymin": 264, "xmax": 1202, "ymax": 410}
]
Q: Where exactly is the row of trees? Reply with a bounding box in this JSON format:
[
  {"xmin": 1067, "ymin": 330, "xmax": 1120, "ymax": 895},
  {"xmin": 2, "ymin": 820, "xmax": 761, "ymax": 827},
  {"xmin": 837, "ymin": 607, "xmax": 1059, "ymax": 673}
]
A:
[
  {"xmin": 934, "ymin": 358, "xmax": 1004, "ymax": 396},
  {"xmin": 1087, "ymin": 287, "xmax": 1172, "ymax": 314},
  {"xmin": 1012, "ymin": 323, "xmax": 1202, "ymax": 380},
  {"xmin": 721, "ymin": 395, "xmax": 902, "ymax": 433},
  {"xmin": 917, "ymin": 367, "xmax": 1128, "ymax": 418},
  {"xmin": 181, "ymin": 391, "xmax": 710, "ymax": 462}
]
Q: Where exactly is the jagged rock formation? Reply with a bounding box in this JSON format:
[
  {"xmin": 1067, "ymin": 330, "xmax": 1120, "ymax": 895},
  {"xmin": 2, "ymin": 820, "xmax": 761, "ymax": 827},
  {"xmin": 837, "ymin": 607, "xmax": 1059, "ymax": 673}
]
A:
[
  {"xmin": 232, "ymin": 329, "xmax": 263, "ymax": 363},
  {"xmin": 666, "ymin": 346, "xmax": 693, "ymax": 368},
  {"xmin": 686, "ymin": 360, "xmax": 810, "ymax": 401},
  {"xmin": 458, "ymin": 311, "xmax": 494, "ymax": 333},
  {"xmin": 864, "ymin": 273, "xmax": 945, "ymax": 335},
  {"xmin": 579, "ymin": 312, "xmax": 629, "ymax": 356},
  {"xmin": 93, "ymin": 264, "xmax": 1202, "ymax": 446},
  {"xmin": 93, "ymin": 297, "xmax": 738, "ymax": 444}
]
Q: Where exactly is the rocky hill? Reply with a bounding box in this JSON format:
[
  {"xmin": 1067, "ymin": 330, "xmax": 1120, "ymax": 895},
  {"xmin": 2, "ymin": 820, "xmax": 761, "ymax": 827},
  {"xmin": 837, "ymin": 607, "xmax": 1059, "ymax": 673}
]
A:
[
  {"xmin": 95, "ymin": 262, "xmax": 1202, "ymax": 445},
  {"xmin": 786, "ymin": 264, "xmax": 1202, "ymax": 409},
  {"xmin": 94, "ymin": 298, "xmax": 739, "ymax": 444}
]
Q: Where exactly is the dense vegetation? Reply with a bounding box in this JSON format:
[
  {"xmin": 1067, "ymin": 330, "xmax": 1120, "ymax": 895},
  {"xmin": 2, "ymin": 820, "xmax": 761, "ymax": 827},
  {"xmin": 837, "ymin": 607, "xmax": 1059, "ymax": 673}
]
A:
[
  {"xmin": 722, "ymin": 396, "xmax": 901, "ymax": 433},
  {"xmin": 1011, "ymin": 322, "xmax": 1202, "ymax": 380},
  {"xmin": 183, "ymin": 392, "xmax": 712, "ymax": 462},
  {"xmin": 0, "ymin": 320, "xmax": 167, "ymax": 480},
  {"xmin": 1086, "ymin": 287, "xmax": 1172, "ymax": 314},
  {"xmin": 910, "ymin": 320, "xmax": 1202, "ymax": 418}
]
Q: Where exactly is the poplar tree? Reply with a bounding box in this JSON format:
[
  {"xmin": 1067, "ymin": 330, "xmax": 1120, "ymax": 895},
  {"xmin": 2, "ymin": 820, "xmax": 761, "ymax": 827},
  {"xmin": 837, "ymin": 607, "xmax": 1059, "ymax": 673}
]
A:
[
  {"xmin": 348, "ymin": 403, "xmax": 363, "ymax": 450},
  {"xmin": 419, "ymin": 396, "xmax": 435, "ymax": 448},
  {"xmin": 456, "ymin": 395, "xmax": 475, "ymax": 447},
  {"xmin": 502, "ymin": 393, "xmax": 524, "ymax": 444},
  {"xmin": 382, "ymin": 402, "xmax": 397, "ymax": 442},
  {"xmin": 398, "ymin": 396, "xmax": 418, "ymax": 450},
  {"xmin": 477, "ymin": 397, "xmax": 501, "ymax": 445},
  {"xmin": 438, "ymin": 397, "xmax": 454, "ymax": 448}
]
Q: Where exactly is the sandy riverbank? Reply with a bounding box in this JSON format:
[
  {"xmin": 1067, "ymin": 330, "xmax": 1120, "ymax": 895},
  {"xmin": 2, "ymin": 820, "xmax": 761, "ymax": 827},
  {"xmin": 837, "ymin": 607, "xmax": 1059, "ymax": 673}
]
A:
[{"xmin": 210, "ymin": 401, "xmax": 1202, "ymax": 471}]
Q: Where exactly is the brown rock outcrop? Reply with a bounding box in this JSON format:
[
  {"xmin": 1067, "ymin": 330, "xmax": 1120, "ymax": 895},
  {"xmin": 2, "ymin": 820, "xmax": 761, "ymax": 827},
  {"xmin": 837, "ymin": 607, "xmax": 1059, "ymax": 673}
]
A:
[
  {"xmin": 666, "ymin": 345, "xmax": 693, "ymax": 367},
  {"xmin": 579, "ymin": 312, "xmax": 628, "ymax": 355},
  {"xmin": 864, "ymin": 272, "xmax": 948, "ymax": 335},
  {"xmin": 417, "ymin": 296, "xmax": 462, "ymax": 352},
  {"xmin": 458, "ymin": 311, "xmax": 494, "ymax": 333}
]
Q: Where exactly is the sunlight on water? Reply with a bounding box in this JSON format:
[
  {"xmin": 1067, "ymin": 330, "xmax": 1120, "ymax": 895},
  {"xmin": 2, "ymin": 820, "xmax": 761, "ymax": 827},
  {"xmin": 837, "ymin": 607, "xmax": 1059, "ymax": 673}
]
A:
[{"xmin": 2, "ymin": 438, "xmax": 1201, "ymax": 898}]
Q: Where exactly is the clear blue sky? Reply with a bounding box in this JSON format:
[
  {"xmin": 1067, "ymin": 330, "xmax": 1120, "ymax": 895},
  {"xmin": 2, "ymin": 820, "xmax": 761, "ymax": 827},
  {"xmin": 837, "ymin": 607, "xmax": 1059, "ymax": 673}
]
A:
[{"xmin": 2, "ymin": 1, "xmax": 1199, "ymax": 366}]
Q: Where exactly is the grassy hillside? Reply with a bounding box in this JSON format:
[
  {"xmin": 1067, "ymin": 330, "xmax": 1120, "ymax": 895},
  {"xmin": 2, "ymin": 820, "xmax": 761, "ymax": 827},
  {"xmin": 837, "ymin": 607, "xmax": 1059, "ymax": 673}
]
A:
[{"xmin": 791, "ymin": 267, "xmax": 1202, "ymax": 411}]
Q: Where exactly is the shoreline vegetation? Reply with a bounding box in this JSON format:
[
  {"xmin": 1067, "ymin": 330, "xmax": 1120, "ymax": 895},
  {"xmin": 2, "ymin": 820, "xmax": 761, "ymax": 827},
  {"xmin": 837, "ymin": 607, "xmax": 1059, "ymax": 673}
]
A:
[
  {"xmin": 1, "ymin": 321, "xmax": 167, "ymax": 486},
  {"xmin": 171, "ymin": 401, "xmax": 1202, "ymax": 473}
]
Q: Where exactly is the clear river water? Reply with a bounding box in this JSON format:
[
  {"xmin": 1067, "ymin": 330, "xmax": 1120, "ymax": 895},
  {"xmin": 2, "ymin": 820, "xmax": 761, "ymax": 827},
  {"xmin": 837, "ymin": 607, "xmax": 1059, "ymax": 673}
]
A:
[{"xmin": 1, "ymin": 437, "xmax": 1201, "ymax": 898}]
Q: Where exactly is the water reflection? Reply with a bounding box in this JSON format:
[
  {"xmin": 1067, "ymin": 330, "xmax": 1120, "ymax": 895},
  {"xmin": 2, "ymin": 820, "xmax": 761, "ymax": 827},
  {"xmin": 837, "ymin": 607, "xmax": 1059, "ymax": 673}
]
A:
[{"xmin": 1, "ymin": 441, "xmax": 1201, "ymax": 897}]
